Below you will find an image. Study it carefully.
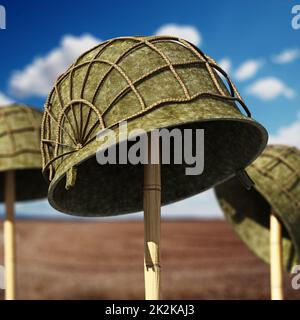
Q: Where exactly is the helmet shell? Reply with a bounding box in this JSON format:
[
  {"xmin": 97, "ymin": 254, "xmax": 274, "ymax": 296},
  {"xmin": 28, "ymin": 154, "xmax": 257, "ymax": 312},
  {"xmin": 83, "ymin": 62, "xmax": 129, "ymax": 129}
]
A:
[
  {"xmin": 215, "ymin": 145, "xmax": 300, "ymax": 271},
  {"xmin": 0, "ymin": 104, "xmax": 47, "ymax": 201},
  {"xmin": 41, "ymin": 36, "xmax": 268, "ymax": 216}
]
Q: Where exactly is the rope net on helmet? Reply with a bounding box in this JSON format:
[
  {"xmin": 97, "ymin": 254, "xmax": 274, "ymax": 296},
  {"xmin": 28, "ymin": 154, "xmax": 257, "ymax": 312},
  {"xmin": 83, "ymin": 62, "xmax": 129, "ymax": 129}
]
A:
[
  {"xmin": 251, "ymin": 145, "xmax": 300, "ymax": 210},
  {"xmin": 0, "ymin": 104, "xmax": 41, "ymax": 158},
  {"xmin": 41, "ymin": 36, "xmax": 251, "ymax": 181}
]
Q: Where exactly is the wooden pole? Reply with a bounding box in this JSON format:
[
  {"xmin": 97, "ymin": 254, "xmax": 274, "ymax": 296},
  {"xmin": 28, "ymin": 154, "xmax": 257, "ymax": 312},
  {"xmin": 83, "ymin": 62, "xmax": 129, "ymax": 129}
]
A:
[
  {"xmin": 270, "ymin": 210, "xmax": 283, "ymax": 300},
  {"xmin": 143, "ymin": 133, "xmax": 161, "ymax": 300},
  {"xmin": 4, "ymin": 170, "xmax": 16, "ymax": 300}
]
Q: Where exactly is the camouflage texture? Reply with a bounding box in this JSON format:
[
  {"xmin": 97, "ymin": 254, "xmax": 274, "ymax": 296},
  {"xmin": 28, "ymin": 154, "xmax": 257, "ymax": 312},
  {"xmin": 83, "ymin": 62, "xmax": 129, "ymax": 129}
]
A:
[
  {"xmin": 0, "ymin": 104, "xmax": 47, "ymax": 201},
  {"xmin": 215, "ymin": 145, "xmax": 300, "ymax": 272},
  {"xmin": 41, "ymin": 36, "xmax": 268, "ymax": 217}
]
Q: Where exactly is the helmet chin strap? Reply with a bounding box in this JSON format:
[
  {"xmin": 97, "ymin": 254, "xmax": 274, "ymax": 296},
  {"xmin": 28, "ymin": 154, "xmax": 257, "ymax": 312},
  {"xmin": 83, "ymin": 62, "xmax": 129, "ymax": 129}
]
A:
[{"xmin": 236, "ymin": 169, "xmax": 255, "ymax": 190}]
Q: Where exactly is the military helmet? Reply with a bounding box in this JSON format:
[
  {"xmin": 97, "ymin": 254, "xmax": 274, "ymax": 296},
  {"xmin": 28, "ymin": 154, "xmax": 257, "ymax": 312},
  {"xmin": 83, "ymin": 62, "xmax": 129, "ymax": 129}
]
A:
[
  {"xmin": 41, "ymin": 36, "xmax": 268, "ymax": 216},
  {"xmin": 0, "ymin": 104, "xmax": 47, "ymax": 201},
  {"xmin": 215, "ymin": 144, "xmax": 300, "ymax": 271}
]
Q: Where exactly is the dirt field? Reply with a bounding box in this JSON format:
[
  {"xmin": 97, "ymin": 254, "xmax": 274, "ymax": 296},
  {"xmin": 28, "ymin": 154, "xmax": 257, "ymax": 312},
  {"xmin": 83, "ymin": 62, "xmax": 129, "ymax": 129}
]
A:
[{"xmin": 0, "ymin": 219, "xmax": 299, "ymax": 300}]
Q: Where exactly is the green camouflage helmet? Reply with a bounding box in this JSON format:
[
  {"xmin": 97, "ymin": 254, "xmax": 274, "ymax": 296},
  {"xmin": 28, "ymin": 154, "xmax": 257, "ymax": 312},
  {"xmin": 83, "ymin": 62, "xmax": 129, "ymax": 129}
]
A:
[
  {"xmin": 215, "ymin": 144, "xmax": 300, "ymax": 272},
  {"xmin": 41, "ymin": 36, "xmax": 268, "ymax": 217},
  {"xmin": 0, "ymin": 104, "xmax": 47, "ymax": 201}
]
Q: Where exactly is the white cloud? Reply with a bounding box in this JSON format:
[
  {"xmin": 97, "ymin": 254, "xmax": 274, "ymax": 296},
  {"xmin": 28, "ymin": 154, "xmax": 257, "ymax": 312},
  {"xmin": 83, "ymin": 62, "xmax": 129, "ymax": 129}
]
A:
[
  {"xmin": 155, "ymin": 24, "xmax": 202, "ymax": 46},
  {"xmin": 246, "ymin": 77, "xmax": 295, "ymax": 100},
  {"xmin": 269, "ymin": 112, "xmax": 300, "ymax": 148},
  {"xmin": 235, "ymin": 59, "xmax": 264, "ymax": 81},
  {"xmin": 0, "ymin": 92, "xmax": 13, "ymax": 106},
  {"xmin": 272, "ymin": 48, "xmax": 300, "ymax": 64},
  {"xmin": 218, "ymin": 57, "xmax": 232, "ymax": 74},
  {"xmin": 9, "ymin": 34, "xmax": 100, "ymax": 98}
]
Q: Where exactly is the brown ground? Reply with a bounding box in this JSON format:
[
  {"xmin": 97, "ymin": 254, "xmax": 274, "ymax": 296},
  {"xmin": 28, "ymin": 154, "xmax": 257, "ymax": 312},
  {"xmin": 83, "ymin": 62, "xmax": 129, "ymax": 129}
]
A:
[{"xmin": 0, "ymin": 219, "xmax": 299, "ymax": 300}]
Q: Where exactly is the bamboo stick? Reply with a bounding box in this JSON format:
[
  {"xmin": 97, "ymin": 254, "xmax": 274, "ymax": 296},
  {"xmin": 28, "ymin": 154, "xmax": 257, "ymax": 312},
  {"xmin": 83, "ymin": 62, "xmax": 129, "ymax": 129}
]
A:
[
  {"xmin": 270, "ymin": 210, "xmax": 283, "ymax": 300},
  {"xmin": 143, "ymin": 133, "xmax": 161, "ymax": 300},
  {"xmin": 4, "ymin": 170, "xmax": 16, "ymax": 300}
]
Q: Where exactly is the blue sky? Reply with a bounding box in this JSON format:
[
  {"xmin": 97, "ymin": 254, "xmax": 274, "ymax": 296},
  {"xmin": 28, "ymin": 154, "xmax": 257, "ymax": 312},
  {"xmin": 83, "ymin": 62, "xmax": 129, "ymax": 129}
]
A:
[{"xmin": 0, "ymin": 0, "xmax": 299, "ymax": 219}]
